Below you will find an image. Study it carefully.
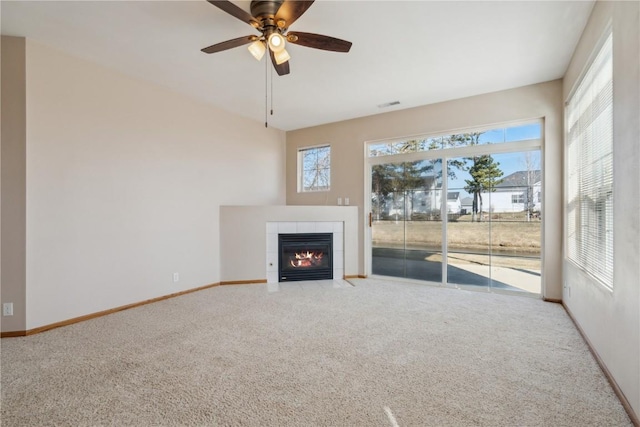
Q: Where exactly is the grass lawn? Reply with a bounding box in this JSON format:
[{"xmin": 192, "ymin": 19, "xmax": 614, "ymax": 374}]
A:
[{"xmin": 372, "ymin": 215, "xmax": 541, "ymax": 255}]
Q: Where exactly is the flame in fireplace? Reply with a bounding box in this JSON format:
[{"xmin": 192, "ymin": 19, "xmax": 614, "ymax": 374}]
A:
[{"xmin": 290, "ymin": 251, "xmax": 324, "ymax": 268}]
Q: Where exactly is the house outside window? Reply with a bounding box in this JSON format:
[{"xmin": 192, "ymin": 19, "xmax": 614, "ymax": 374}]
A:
[
  {"xmin": 298, "ymin": 145, "xmax": 330, "ymax": 192},
  {"xmin": 566, "ymin": 31, "xmax": 613, "ymax": 289}
]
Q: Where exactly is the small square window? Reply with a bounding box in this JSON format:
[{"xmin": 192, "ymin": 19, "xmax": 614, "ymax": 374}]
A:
[{"xmin": 299, "ymin": 145, "xmax": 330, "ymax": 192}]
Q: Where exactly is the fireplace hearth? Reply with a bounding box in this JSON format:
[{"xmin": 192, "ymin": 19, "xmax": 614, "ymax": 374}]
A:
[{"xmin": 278, "ymin": 233, "xmax": 333, "ymax": 282}]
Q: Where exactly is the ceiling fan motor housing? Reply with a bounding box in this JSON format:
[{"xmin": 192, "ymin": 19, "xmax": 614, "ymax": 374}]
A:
[{"xmin": 250, "ymin": 0, "xmax": 284, "ymax": 22}]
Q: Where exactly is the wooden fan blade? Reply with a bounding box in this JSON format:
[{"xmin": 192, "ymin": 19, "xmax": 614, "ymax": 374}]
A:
[
  {"xmin": 201, "ymin": 35, "xmax": 256, "ymax": 54},
  {"xmin": 275, "ymin": 1, "xmax": 314, "ymax": 28},
  {"xmin": 269, "ymin": 50, "xmax": 290, "ymax": 76},
  {"xmin": 207, "ymin": 0, "xmax": 259, "ymax": 27},
  {"xmin": 286, "ymin": 32, "xmax": 352, "ymax": 53}
]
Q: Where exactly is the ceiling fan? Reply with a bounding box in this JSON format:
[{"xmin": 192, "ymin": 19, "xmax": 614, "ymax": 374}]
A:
[{"xmin": 201, "ymin": 0, "xmax": 352, "ymax": 76}]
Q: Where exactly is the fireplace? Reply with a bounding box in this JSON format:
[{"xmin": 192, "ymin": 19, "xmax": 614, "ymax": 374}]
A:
[{"xmin": 278, "ymin": 233, "xmax": 333, "ymax": 282}]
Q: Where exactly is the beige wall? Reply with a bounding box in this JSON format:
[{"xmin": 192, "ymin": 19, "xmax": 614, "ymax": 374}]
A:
[
  {"xmin": 1, "ymin": 36, "xmax": 27, "ymax": 332},
  {"xmin": 562, "ymin": 0, "xmax": 640, "ymax": 418},
  {"xmin": 286, "ymin": 80, "xmax": 564, "ymax": 300},
  {"xmin": 8, "ymin": 40, "xmax": 286, "ymax": 331}
]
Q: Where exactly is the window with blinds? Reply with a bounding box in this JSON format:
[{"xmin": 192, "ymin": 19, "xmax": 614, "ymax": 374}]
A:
[{"xmin": 566, "ymin": 31, "xmax": 614, "ymax": 289}]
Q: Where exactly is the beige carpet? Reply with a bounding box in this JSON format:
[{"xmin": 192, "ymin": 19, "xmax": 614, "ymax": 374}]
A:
[{"xmin": 1, "ymin": 279, "xmax": 631, "ymax": 426}]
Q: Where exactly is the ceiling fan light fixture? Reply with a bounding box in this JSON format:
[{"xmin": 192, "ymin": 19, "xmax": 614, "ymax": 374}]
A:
[
  {"xmin": 268, "ymin": 32, "xmax": 286, "ymax": 52},
  {"xmin": 248, "ymin": 40, "xmax": 266, "ymax": 61},
  {"xmin": 274, "ymin": 48, "xmax": 290, "ymax": 65}
]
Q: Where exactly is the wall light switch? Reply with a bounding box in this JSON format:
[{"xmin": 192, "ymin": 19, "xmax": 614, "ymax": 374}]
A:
[
  {"xmin": 3, "ymin": 303, "xmax": 13, "ymax": 316},
  {"xmin": 337, "ymin": 197, "xmax": 342, "ymax": 206},
  {"xmin": 173, "ymin": 272, "xmax": 180, "ymax": 283},
  {"xmin": 344, "ymin": 198, "xmax": 350, "ymax": 205}
]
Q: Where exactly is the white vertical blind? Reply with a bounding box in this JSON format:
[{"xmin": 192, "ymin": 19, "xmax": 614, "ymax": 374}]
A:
[{"xmin": 566, "ymin": 32, "xmax": 614, "ymax": 288}]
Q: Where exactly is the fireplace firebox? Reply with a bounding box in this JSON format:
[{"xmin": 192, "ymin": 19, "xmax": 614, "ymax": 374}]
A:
[{"xmin": 278, "ymin": 233, "xmax": 333, "ymax": 282}]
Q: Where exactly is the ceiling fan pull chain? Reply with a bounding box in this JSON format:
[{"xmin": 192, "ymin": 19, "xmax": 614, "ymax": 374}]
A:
[
  {"xmin": 265, "ymin": 47, "xmax": 269, "ymax": 128},
  {"xmin": 270, "ymin": 59, "xmax": 274, "ymax": 117}
]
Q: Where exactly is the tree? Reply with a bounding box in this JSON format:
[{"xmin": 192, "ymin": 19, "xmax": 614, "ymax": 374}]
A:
[
  {"xmin": 302, "ymin": 146, "xmax": 330, "ymax": 191},
  {"xmin": 394, "ymin": 161, "xmax": 435, "ymax": 217},
  {"xmin": 521, "ymin": 152, "xmax": 540, "ymax": 221},
  {"xmin": 445, "ymin": 132, "xmax": 481, "ymax": 179},
  {"xmin": 445, "ymin": 132, "xmax": 505, "ymax": 221},
  {"xmin": 370, "ymin": 132, "xmax": 508, "ymax": 222},
  {"xmin": 464, "ymin": 155, "xmax": 504, "ymax": 222},
  {"xmin": 371, "ymin": 164, "xmax": 397, "ymax": 219},
  {"xmin": 371, "ymin": 137, "xmax": 446, "ymax": 219}
]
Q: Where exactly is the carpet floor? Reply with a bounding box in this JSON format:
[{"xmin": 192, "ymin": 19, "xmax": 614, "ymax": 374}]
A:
[{"xmin": 0, "ymin": 278, "xmax": 631, "ymax": 426}]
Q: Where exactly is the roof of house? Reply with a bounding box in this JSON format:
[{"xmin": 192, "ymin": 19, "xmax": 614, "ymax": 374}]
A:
[{"xmin": 496, "ymin": 170, "xmax": 541, "ymax": 189}]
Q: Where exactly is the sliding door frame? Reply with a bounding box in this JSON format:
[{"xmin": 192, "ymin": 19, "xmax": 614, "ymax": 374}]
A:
[{"xmin": 364, "ymin": 123, "xmax": 543, "ymax": 293}]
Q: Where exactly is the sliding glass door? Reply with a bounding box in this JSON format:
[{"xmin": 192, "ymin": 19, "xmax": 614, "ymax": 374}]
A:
[
  {"xmin": 445, "ymin": 151, "xmax": 541, "ymax": 293},
  {"xmin": 371, "ymin": 159, "xmax": 443, "ymax": 283},
  {"xmin": 367, "ymin": 122, "xmax": 542, "ymax": 295}
]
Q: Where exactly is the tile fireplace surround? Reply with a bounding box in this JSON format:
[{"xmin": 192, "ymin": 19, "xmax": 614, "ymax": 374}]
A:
[{"xmin": 219, "ymin": 206, "xmax": 359, "ymax": 283}]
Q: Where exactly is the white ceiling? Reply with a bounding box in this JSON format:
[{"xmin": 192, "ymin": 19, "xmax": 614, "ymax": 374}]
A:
[{"xmin": 2, "ymin": 0, "xmax": 594, "ymax": 131}]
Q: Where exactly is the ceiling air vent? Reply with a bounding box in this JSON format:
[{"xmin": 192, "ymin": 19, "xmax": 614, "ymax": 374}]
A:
[{"xmin": 377, "ymin": 101, "xmax": 401, "ymax": 108}]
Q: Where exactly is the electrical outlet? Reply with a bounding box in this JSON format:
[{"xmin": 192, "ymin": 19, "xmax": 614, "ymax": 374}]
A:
[
  {"xmin": 344, "ymin": 198, "xmax": 350, "ymax": 205},
  {"xmin": 337, "ymin": 197, "xmax": 342, "ymax": 205},
  {"xmin": 173, "ymin": 272, "xmax": 179, "ymax": 283},
  {"xmin": 3, "ymin": 303, "xmax": 13, "ymax": 316}
]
